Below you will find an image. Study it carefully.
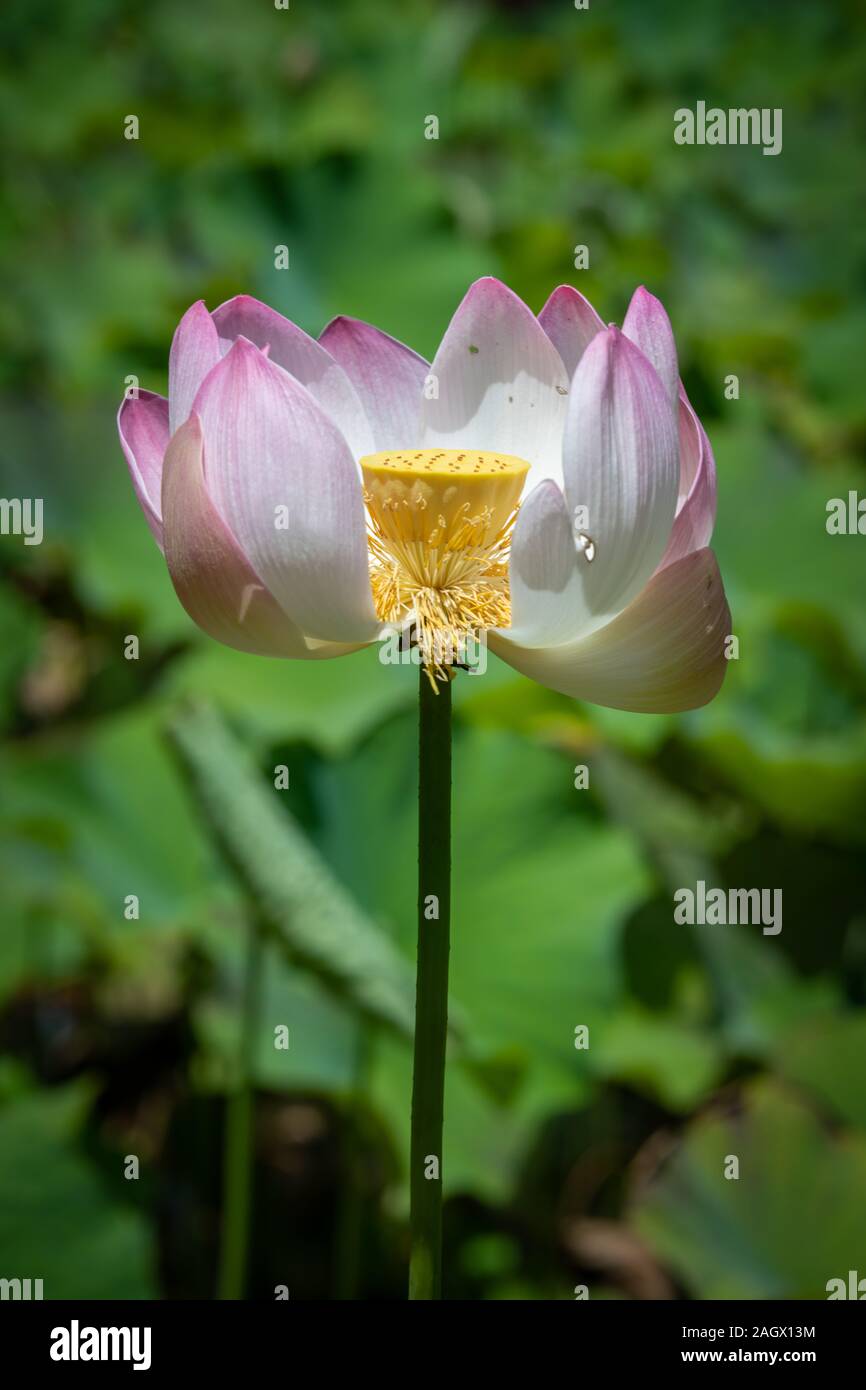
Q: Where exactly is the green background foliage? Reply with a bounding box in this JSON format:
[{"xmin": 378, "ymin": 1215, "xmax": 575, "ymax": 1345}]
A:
[{"xmin": 0, "ymin": 0, "xmax": 864, "ymax": 1299}]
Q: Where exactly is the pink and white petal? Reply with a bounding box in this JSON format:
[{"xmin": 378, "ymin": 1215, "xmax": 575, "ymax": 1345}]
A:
[
  {"xmin": 212, "ymin": 295, "xmax": 373, "ymax": 460},
  {"xmin": 675, "ymin": 390, "xmax": 700, "ymax": 503},
  {"xmin": 420, "ymin": 277, "xmax": 571, "ymax": 492},
  {"xmin": 660, "ymin": 396, "xmax": 717, "ymax": 569},
  {"xmin": 622, "ymin": 286, "xmax": 679, "ymax": 415},
  {"xmin": 562, "ymin": 327, "xmax": 679, "ymax": 634},
  {"xmin": 192, "ymin": 338, "xmax": 380, "ymax": 645},
  {"xmin": 168, "ymin": 300, "xmax": 222, "ymax": 435},
  {"xmin": 162, "ymin": 415, "xmax": 351, "ymax": 658},
  {"xmin": 117, "ymin": 390, "xmax": 169, "ymax": 547},
  {"xmin": 537, "ymin": 284, "xmax": 605, "ymax": 381},
  {"xmin": 490, "ymin": 547, "xmax": 730, "ymax": 713},
  {"xmin": 319, "ymin": 316, "xmax": 428, "ymax": 451},
  {"xmin": 504, "ymin": 481, "xmax": 587, "ymax": 648}
]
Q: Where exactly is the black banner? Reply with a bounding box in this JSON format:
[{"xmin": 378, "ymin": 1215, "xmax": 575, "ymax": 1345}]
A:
[{"xmin": 1, "ymin": 1298, "xmax": 862, "ymax": 1375}]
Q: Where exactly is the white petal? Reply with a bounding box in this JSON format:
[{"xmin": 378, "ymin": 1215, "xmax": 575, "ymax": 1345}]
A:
[
  {"xmin": 491, "ymin": 547, "xmax": 730, "ymax": 713},
  {"xmin": 537, "ymin": 284, "xmax": 605, "ymax": 380},
  {"xmin": 162, "ymin": 414, "xmax": 353, "ymax": 659},
  {"xmin": 192, "ymin": 338, "xmax": 379, "ymax": 644},
  {"xmin": 168, "ymin": 300, "xmax": 221, "ymax": 435},
  {"xmin": 117, "ymin": 390, "xmax": 169, "ymax": 547},
  {"xmin": 622, "ymin": 286, "xmax": 679, "ymax": 415},
  {"xmin": 504, "ymin": 481, "xmax": 586, "ymax": 648},
  {"xmin": 562, "ymin": 326, "xmax": 679, "ymax": 634},
  {"xmin": 212, "ymin": 295, "xmax": 373, "ymax": 460},
  {"xmin": 660, "ymin": 393, "xmax": 717, "ymax": 569},
  {"xmin": 420, "ymin": 277, "xmax": 570, "ymax": 492},
  {"xmin": 319, "ymin": 316, "xmax": 428, "ymax": 449}
]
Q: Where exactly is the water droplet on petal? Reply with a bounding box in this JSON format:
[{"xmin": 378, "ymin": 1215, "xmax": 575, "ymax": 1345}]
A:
[{"xmin": 576, "ymin": 532, "xmax": 596, "ymax": 563}]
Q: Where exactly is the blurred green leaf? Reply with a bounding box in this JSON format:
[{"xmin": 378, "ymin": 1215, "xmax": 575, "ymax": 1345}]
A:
[
  {"xmin": 167, "ymin": 700, "xmax": 419, "ymax": 1041},
  {"xmin": 632, "ymin": 1079, "xmax": 866, "ymax": 1299},
  {"xmin": 0, "ymin": 1084, "xmax": 156, "ymax": 1299},
  {"xmin": 164, "ymin": 641, "xmax": 415, "ymax": 756},
  {"xmin": 193, "ymin": 927, "xmax": 362, "ymax": 1094},
  {"xmin": 592, "ymin": 1007, "xmax": 723, "ymax": 1112},
  {"xmin": 1, "ymin": 709, "xmax": 209, "ymax": 925},
  {"xmin": 283, "ymin": 705, "xmax": 649, "ymax": 1198},
  {"xmin": 772, "ymin": 1013, "xmax": 866, "ymax": 1131}
]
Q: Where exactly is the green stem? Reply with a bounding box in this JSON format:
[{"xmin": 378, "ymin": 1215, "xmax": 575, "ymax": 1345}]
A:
[
  {"xmin": 217, "ymin": 915, "xmax": 263, "ymax": 1300},
  {"xmin": 409, "ymin": 668, "xmax": 453, "ymax": 1300}
]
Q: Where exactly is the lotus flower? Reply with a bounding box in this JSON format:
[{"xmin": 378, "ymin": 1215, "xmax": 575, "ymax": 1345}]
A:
[{"xmin": 118, "ymin": 278, "xmax": 729, "ymax": 711}]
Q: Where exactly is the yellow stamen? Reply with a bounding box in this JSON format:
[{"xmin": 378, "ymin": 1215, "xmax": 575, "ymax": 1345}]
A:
[{"xmin": 361, "ymin": 448, "xmax": 529, "ymax": 686}]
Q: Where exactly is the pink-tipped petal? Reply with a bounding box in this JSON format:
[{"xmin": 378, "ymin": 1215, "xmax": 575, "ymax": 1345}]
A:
[
  {"xmin": 420, "ymin": 277, "xmax": 571, "ymax": 492},
  {"xmin": 168, "ymin": 300, "xmax": 222, "ymax": 436},
  {"xmin": 319, "ymin": 315, "xmax": 428, "ymax": 450},
  {"xmin": 622, "ymin": 286, "xmax": 679, "ymax": 415},
  {"xmin": 660, "ymin": 394, "xmax": 718, "ymax": 569},
  {"xmin": 192, "ymin": 338, "xmax": 379, "ymax": 645},
  {"xmin": 117, "ymin": 390, "xmax": 169, "ymax": 547},
  {"xmin": 490, "ymin": 547, "xmax": 730, "ymax": 713},
  {"xmin": 537, "ymin": 284, "xmax": 605, "ymax": 381},
  {"xmin": 676, "ymin": 389, "xmax": 701, "ymax": 503},
  {"xmin": 562, "ymin": 327, "xmax": 679, "ymax": 633},
  {"xmin": 212, "ymin": 295, "xmax": 373, "ymax": 460},
  {"xmin": 504, "ymin": 480, "xmax": 586, "ymax": 648},
  {"xmin": 162, "ymin": 414, "xmax": 348, "ymax": 657}
]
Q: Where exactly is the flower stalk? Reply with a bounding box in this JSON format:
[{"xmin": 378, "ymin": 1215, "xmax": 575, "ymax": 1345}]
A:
[
  {"xmin": 408, "ymin": 665, "xmax": 453, "ymax": 1300},
  {"xmin": 217, "ymin": 913, "xmax": 263, "ymax": 1300}
]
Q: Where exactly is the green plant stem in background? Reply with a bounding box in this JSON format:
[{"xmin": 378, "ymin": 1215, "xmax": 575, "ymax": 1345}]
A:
[
  {"xmin": 217, "ymin": 915, "xmax": 264, "ymax": 1300},
  {"xmin": 334, "ymin": 1024, "xmax": 374, "ymax": 1300},
  {"xmin": 409, "ymin": 669, "xmax": 453, "ymax": 1300}
]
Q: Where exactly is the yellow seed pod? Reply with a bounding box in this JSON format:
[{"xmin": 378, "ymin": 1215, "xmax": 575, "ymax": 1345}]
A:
[{"xmin": 361, "ymin": 449, "xmax": 529, "ymax": 549}]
